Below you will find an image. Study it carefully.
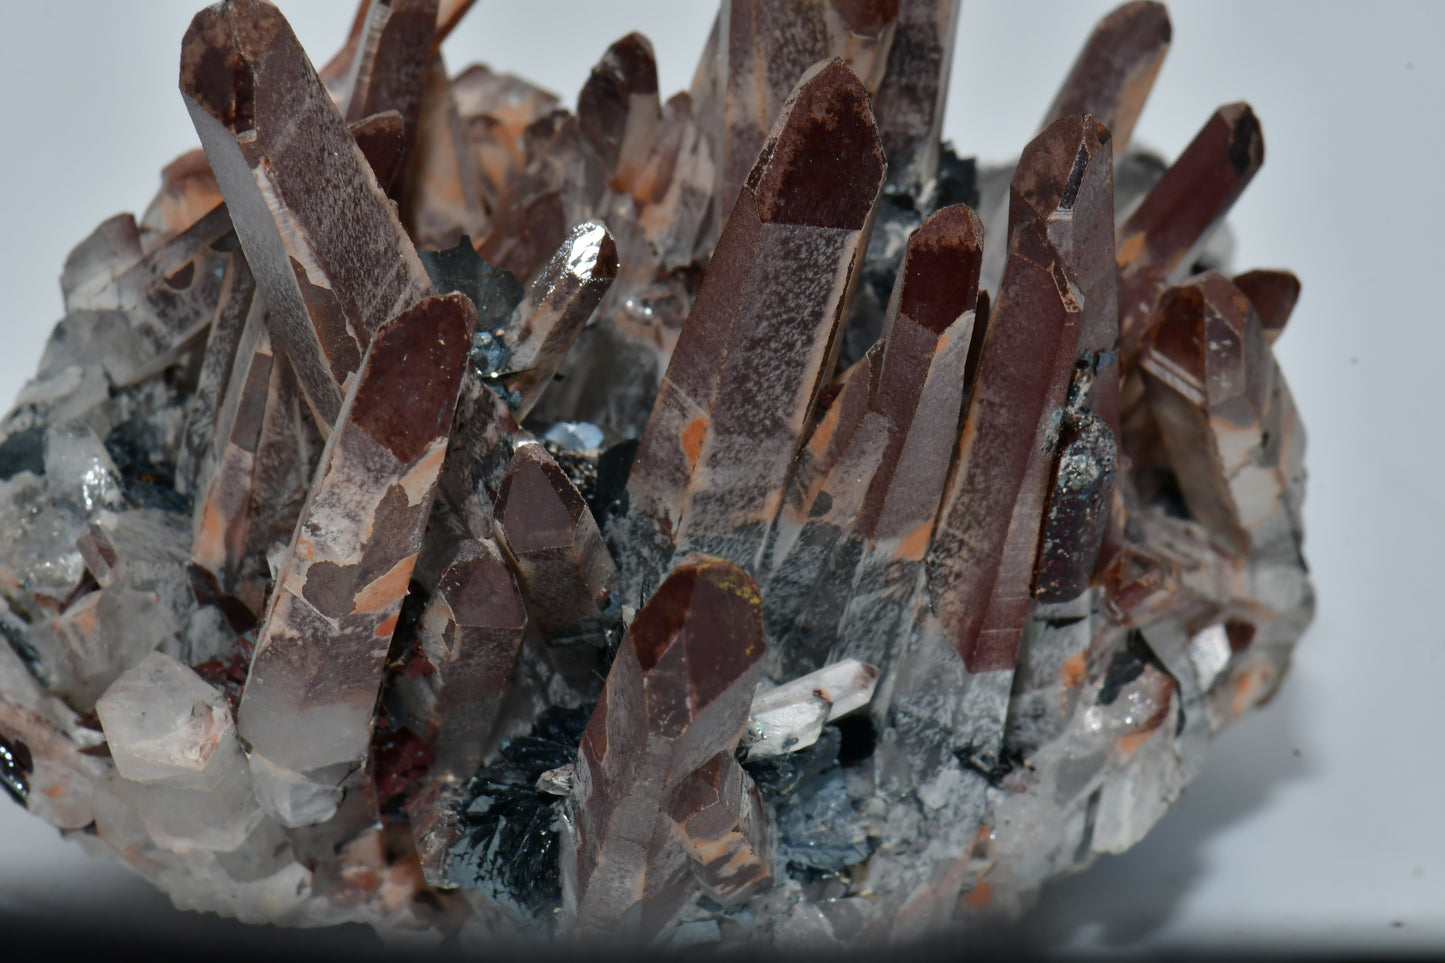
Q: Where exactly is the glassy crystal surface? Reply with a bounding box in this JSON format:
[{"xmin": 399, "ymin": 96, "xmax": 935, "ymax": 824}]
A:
[{"xmin": 0, "ymin": 0, "xmax": 1312, "ymax": 949}]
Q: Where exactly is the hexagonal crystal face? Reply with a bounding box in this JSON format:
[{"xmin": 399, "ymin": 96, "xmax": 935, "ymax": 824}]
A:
[{"xmin": 96, "ymin": 651, "xmax": 239, "ymax": 791}]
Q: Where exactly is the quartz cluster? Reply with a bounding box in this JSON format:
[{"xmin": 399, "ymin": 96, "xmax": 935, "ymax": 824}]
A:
[{"xmin": 0, "ymin": 0, "xmax": 1311, "ymax": 949}]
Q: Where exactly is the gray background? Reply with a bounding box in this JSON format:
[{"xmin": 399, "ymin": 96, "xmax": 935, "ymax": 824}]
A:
[{"xmin": 0, "ymin": 0, "xmax": 1440, "ymax": 953}]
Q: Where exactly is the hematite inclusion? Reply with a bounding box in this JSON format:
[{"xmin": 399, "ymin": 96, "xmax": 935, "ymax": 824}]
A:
[{"xmin": 0, "ymin": 0, "xmax": 1313, "ymax": 948}]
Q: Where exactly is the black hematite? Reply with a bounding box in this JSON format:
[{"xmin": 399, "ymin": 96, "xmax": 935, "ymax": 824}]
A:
[{"xmin": 447, "ymin": 705, "xmax": 593, "ymax": 918}]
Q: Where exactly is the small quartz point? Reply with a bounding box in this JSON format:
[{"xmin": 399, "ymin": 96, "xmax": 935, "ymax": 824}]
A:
[
  {"xmin": 395, "ymin": 538, "xmax": 528, "ymax": 888},
  {"xmin": 348, "ymin": 110, "xmax": 410, "ymax": 193},
  {"xmin": 1139, "ymin": 270, "xmax": 1304, "ymax": 558},
  {"xmin": 435, "ymin": 0, "xmax": 479, "ymax": 45},
  {"xmin": 188, "ymin": 301, "xmax": 274, "ymax": 598},
  {"xmin": 563, "ymin": 556, "xmax": 771, "ymax": 941},
  {"xmin": 451, "ymin": 63, "xmax": 561, "ymax": 215},
  {"xmin": 30, "ymin": 532, "xmax": 193, "ymax": 711},
  {"xmin": 621, "ymin": 59, "xmax": 886, "ymax": 590},
  {"xmin": 1233, "ymin": 268, "xmax": 1300, "ymax": 345},
  {"xmin": 75, "ymin": 510, "xmax": 196, "ymax": 649},
  {"xmin": 96, "ymin": 652, "xmax": 262, "ymax": 851},
  {"xmin": 396, "ymin": 538, "xmax": 527, "ymax": 779},
  {"xmin": 577, "ymin": 33, "xmax": 662, "ymax": 194},
  {"xmin": 41, "ymin": 205, "xmax": 252, "ymax": 389},
  {"xmin": 492, "ymin": 442, "xmax": 619, "ymax": 686},
  {"xmin": 180, "ymin": 0, "xmax": 438, "ymax": 429},
  {"xmin": 433, "ymin": 372, "xmax": 525, "ymax": 544},
  {"xmin": 1032, "ymin": 413, "xmax": 1118, "ymax": 602},
  {"xmin": 1043, "ymin": 2, "xmax": 1171, "ymax": 158},
  {"xmin": 140, "ymin": 151, "xmax": 224, "ymax": 239},
  {"xmin": 476, "ymin": 190, "xmax": 568, "ymax": 285},
  {"xmin": 93, "ymin": 654, "xmax": 236, "ymax": 789},
  {"xmin": 666, "ymin": 750, "xmax": 771, "ymax": 908},
  {"xmin": 536, "ymin": 764, "xmax": 574, "ymax": 797},
  {"xmin": 1116, "ymin": 103, "xmax": 1264, "ymax": 360},
  {"xmin": 489, "ymin": 33, "xmax": 649, "ymax": 265},
  {"xmin": 500, "ymin": 222, "xmax": 619, "ymax": 418},
  {"xmin": 59, "ymin": 213, "xmax": 144, "ymax": 312},
  {"xmin": 238, "ymin": 294, "xmax": 475, "ymax": 826},
  {"xmin": 742, "ymin": 659, "xmax": 879, "ymax": 760},
  {"xmin": 763, "ymin": 204, "xmax": 982, "ymax": 685}
]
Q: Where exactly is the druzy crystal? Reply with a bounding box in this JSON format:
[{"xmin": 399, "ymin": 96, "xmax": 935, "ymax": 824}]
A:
[{"xmin": 0, "ymin": 0, "xmax": 1312, "ymax": 949}]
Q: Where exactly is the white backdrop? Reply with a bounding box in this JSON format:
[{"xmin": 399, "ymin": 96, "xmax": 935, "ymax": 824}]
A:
[{"xmin": 0, "ymin": 0, "xmax": 1440, "ymax": 953}]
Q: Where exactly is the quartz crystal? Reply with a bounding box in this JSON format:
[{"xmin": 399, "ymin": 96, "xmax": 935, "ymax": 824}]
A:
[{"xmin": 0, "ymin": 0, "xmax": 1313, "ymax": 949}]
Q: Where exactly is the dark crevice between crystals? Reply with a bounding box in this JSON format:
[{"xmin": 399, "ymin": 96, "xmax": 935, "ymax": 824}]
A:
[
  {"xmin": 833, "ymin": 713, "xmax": 877, "ymax": 767},
  {"xmin": 0, "ymin": 600, "xmax": 48, "ymax": 690},
  {"xmin": 935, "ymin": 145, "xmax": 980, "ymax": 211},
  {"xmin": 1000, "ymin": 696, "xmax": 1050, "ymax": 764},
  {"xmin": 59, "ymin": 571, "xmax": 100, "ymax": 615},
  {"xmin": 0, "ymin": 427, "xmax": 46, "ymax": 481},
  {"xmin": 447, "ymin": 704, "xmax": 592, "ymax": 920},
  {"xmin": 194, "ymin": 624, "xmax": 257, "ymax": 720},
  {"xmin": 373, "ymin": 723, "xmax": 433, "ymax": 818},
  {"xmin": 744, "ymin": 725, "xmax": 877, "ymax": 882},
  {"xmin": 419, "ymin": 238, "xmax": 524, "ymax": 331},
  {"xmin": 104, "ymin": 421, "xmax": 192, "ymax": 514},
  {"xmin": 838, "ymin": 146, "xmax": 979, "ymax": 370},
  {"xmin": 420, "ymin": 237, "xmax": 527, "ymax": 412},
  {"xmin": 1151, "ymin": 470, "xmax": 1193, "ymax": 520},
  {"xmin": 187, "ymin": 564, "xmax": 260, "ymax": 636},
  {"xmin": 1073, "ymin": 786, "xmax": 1102, "ymax": 866},
  {"xmin": 840, "ymin": 192, "xmax": 918, "ymax": 368},
  {"xmin": 374, "ymin": 582, "xmax": 437, "ymax": 816},
  {"xmin": 1099, "ymin": 629, "xmax": 1189, "ymax": 738},
  {"xmin": 385, "ymin": 582, "xmax": 433, "ymax": 673},
  {"xmin": 540, "ymin": 442, "xmax": 598, "ymax": 510},
  {"xmin": 1096, "ymin": 629, "xmax": 1162, "ymax": 706},
  {"xmin": 591, "ymin": 438, "xmax": 637, "ymax": 537},
  {"xmin": 956, "ymin": 742, "xmax": 1031, "ymax": 790},
  {"xmin": 0, "ymin": 734, "xmax": 33, "ymax": 806}
]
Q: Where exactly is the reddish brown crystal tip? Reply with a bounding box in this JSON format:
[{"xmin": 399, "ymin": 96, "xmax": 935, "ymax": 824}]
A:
[
  {"xmin": 899, "ymin": 205, "xmax": 983, "ymax": 333},
  {"xmin": 1012, "ymin": 114, "xmax": 1113, "ymax": 224},
  {"xmin": 348, "ymin": 110, "xmax": 408, "ymax": 191},
  {"xmin": 1046, "ymin": 1, "xmax": 1171, "ymax": 148},
  {"xmin": 440, "ymin": 540, "xmax": 528, "ymax": 631},
  {"xmin": 1220, "ymin": 102, "xmax": 1265, "ymax": 175},
  {"xmin": 744, "ymin": 59, "xmax": 886, "ymax": 230},
  {"xmin": 630, "ymin": 557, "xmax": 764, "ymax": 709},
  {"xmin": 180, "ymin": 0, "xmax": 289, "ymax": 132},
  {"xmin": 590, "ymin": 226, "xmax": 620, "ymax": 281},
  {"xmin": 1100, "ymin": 0, "xmax": 1171, "ymax": 43},
  {"xmin": 493, "ymin": 446, "xmax": 590, "ymax": 557},
  {"xmin": 1234, "ymin": 268, "xmax": 1301, "ymax": 340},
  {"xmin": 598, "ymin": 32, "xmax": 659, "ymax": 97},
  {"xmin": 352, "ymin": 293, "xmax": 476, "ymax": 462}
]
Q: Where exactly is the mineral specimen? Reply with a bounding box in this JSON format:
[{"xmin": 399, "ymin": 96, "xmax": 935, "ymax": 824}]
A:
[{"xmin": 0, "ymin": 0, "xmax": 1313, "ymax": 950}]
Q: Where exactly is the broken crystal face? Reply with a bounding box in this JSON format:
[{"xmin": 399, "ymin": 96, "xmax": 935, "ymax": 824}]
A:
[{"xmin": 0, "ymin": 0, "xmax": 1311, "ymax": 949}]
